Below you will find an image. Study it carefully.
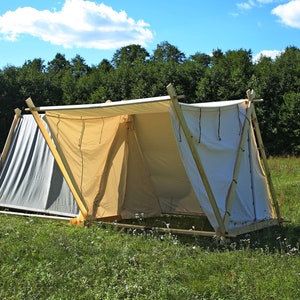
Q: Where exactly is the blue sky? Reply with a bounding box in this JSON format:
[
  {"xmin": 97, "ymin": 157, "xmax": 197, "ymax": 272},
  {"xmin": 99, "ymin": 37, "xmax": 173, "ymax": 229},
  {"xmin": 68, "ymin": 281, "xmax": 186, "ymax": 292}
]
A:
[{"xmin": 0, "ymin": 0, "xmax": 299, "ymax": 68}]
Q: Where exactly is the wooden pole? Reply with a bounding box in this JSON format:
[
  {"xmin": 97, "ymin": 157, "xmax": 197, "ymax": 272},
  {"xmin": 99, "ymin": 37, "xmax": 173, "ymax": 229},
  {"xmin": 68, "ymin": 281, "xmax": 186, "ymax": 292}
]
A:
[
  {"xmin": 1, "ymin": 108, "xmax": 22, "ymax": 169},
  {"xmin": 99, "ymin": 221, "xmax": 229, "ymax": 237},
  {"xmin": 25, "ymin": 98, "xmax": 88, "ymax": 219},
  {"xmin": 167, "ymin": 84, "xmax": 226, "ymax": 235},
  {"xmin": 223, "ymin": 90, "xmax": 254, "ymax": 229},
  {"xmin": 251, "ymin": 107, "xmax": 281, "ymax": 223},
  {"xmin": 0, "ymin": 209, "xmax": 73, "ymax": 221}
]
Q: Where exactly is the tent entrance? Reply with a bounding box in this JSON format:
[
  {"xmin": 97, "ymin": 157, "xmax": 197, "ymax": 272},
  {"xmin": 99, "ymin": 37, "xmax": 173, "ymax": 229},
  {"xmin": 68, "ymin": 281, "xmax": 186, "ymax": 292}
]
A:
[{"xmin": 44, "ymin": 110, "xmax": 204, "ymax": 221}]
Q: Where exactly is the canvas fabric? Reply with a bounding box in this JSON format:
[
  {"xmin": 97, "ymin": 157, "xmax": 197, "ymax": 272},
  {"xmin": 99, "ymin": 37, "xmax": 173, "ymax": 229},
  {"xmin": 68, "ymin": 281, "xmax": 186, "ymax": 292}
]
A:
[
  {"xmin": 170, "ymin": 101, "xmax": 274, "ymax": 230},
  {"xmin": 0, "ymin": 97, "xmax": 275, "ymax": 231},
  {"xmin": 0, "ymin": 115, "xmax": 79, "ymax": 216}
]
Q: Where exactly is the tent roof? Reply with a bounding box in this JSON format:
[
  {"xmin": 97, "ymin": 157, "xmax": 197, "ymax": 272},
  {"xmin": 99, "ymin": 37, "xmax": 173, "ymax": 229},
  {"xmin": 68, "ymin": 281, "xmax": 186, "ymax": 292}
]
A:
[{"xmin": 26, "ymin": 96, "xmax": 247, "ymax": 118}]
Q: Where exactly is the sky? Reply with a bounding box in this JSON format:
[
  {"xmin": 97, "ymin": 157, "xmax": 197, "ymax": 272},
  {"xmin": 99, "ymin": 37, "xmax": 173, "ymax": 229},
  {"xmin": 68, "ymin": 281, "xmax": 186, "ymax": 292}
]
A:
[{"xmin": 0, "ymin": 0, "xmax": 299, "ymax": 68}]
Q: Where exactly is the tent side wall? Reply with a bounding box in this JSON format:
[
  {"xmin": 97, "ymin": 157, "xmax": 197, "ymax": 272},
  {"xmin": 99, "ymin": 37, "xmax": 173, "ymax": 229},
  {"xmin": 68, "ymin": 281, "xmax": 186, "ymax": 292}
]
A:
[
  {"xmin": 170, "ymin": 101, "xmax": 276, "ymax": 232},
  {"xmin": 0, "ymin": 114, "xmax": 79, "ymax": 217}
]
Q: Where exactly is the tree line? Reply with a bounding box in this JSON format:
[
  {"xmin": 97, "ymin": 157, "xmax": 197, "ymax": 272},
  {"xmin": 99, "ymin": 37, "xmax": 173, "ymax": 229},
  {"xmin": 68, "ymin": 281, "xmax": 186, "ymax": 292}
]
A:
[{"xmin": 0, "ymin": 42, "xmax": 299, "ymax": 155}]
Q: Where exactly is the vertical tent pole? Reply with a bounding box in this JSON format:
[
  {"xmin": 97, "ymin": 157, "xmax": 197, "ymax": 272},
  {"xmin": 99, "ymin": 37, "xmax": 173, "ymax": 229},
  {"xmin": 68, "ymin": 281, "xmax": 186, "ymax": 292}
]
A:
[
  {"xmin": 25, "ymin": 98, "xmax": 88, "ymax": 220},
  {"xmin": 167, "ymin": 84, "xmax": 226, "ymax": 235},
  {"xmin": 251, "ymin": 107, "xmax": 281, "ymax": 223},
  {"xmin": 223, "ymin": 90, "xmax": 254, "ymax": 229},
  {"xmin": 1, "ymin": 108, "xmax": 22, "ymax": 169}
]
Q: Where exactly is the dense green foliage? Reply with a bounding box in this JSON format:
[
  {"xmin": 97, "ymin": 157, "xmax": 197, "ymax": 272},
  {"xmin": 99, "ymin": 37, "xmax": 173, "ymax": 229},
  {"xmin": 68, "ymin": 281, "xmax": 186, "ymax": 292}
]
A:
[
  {"xmin": 0, "ymin": 42, "xmax": 299, "ymax": 155},
  {"xmin": 0, "ymin": 157, "xmax": 299, "ymax": 299}
]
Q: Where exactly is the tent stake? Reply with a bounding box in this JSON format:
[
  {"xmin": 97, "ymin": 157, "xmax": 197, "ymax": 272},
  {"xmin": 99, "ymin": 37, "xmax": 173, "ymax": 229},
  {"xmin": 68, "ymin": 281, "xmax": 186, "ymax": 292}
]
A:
[
  {"xmin": 25, "ymin": 98, "xmax": 88, "ymax": 219},
  {"xmin": 167, "ymin": 84, "xmax": 226, "ymax": 235},
  {"xmin": 1, "ymin": 108, "xmax": 22, "ymax": 169}
]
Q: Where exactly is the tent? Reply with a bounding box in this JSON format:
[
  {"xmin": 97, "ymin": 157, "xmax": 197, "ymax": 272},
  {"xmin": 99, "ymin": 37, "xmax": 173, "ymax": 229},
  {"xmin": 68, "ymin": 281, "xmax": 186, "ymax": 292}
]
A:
[{"xmin": 0, "ymin": 85, "xmax": 280, "ymax": 236}]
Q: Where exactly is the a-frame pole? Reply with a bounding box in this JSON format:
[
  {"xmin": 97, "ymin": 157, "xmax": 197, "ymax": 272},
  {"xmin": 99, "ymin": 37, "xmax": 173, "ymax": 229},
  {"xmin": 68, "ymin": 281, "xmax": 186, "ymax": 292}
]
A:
[
  {"xmin": 26, "ymin": 98, "xmax": 88, "ymax": 221},
  {"xmin": 223, "ymin": 90, "xmax": 254, "ymax": 229},
  {"xmin": 1, "ymin": 108, "xmax": 22, "ymax": 169},
  {"xmin": 167, "ymin": 84, "xmax": 226, "ymax": 235},
  {"xmin": 251, "ymin": 107, "xmax": 281, "ymax": 223}
]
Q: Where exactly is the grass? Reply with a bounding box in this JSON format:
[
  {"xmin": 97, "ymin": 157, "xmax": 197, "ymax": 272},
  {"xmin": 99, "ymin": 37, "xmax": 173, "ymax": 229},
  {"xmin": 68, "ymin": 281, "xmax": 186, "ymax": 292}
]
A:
[
  {"xmin": 0, "ymin": 157, "xmax": 299, "ymax": 299},
  {"xmin": 268, "ymin": 156, "xmax": 300, "ymax": 224}
]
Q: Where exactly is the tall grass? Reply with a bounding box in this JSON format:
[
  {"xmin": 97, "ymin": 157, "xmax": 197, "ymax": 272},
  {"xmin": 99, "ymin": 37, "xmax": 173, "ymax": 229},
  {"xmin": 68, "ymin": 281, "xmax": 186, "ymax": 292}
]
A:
[
  {"xmin": 0, "ymin": 157, "xmax": 299, "ymax": 299},
  {"xmin": 268, "ymin": 156, "xmax": 300, "ymax": 224}
]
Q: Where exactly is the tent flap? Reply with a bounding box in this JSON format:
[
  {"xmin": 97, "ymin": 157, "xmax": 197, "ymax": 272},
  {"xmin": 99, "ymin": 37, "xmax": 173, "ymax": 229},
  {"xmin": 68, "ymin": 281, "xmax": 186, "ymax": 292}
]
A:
[{"xmin": 170, "ymin": 101, "xmax": 275, "ymax": 231}]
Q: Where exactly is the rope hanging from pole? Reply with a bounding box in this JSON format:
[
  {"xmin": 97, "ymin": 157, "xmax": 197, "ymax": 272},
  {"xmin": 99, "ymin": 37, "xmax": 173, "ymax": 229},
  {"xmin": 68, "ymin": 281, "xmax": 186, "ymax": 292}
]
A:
[
  {"xmin": 217, "ymin": 107, "xmax": 222, "ymax": 141},
  {"xmin": 198, "ymin": 108, "xmax": 202, "ymax": 143}
]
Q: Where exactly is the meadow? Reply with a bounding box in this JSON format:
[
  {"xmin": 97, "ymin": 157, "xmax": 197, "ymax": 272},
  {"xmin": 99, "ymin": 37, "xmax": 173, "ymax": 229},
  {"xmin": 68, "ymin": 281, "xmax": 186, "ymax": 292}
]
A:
[{"xmin": 0, "ymin": 157, "xmax": 299, "ymax": 299}]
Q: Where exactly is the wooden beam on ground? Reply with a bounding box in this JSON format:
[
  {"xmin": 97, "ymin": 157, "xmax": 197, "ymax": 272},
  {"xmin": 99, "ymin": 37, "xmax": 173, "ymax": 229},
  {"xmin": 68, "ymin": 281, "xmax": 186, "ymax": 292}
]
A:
[
  {"xmin": 99, "ymin": 221, "xmax": 226, "ymax": 237},
  {"xmin": 0, "ymin": 209, "xmax": 73, "ymax": 221},
  {"xmin": 166, "ymin": 83, "xmax": 226, "ymax": 236},
  {"xmin": 1, "ymin": 108, "xmax": 22, "ymax": 169},
  {"xmin": 25, "ymin": 98, "xmax": 88, "ymax": 219},
  {"xmin": 251, "ymin": 107, "xmax": 281, "ymax": 223}
]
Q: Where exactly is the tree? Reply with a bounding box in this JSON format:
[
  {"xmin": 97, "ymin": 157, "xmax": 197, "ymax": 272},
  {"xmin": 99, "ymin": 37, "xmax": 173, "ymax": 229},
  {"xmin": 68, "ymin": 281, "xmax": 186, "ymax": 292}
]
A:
[
  {"xmin": 46, "ymin": 53, "xmax": 71, "ymax": 105},
  {"xmin": 61, "ymin": 69, "xmax": 77, "ymax": 105},
  {"xmin": 112, "ymin": 44, "xmax": 149, "ymax": 68},
  {"xmin": 178, "ymin": 53, "xmax": 211, "ymax": 101},
  {"xmin": 17, "ymin": 59, "xmax": 49, "ymax": 105},
  {"xmin": 47, "ymin": 53, "xmax": 70, "ymax": 74},
  {"xmin": 0, "ymin": 66, "xmax": 22, "ymax": 149},
  {"xmin": 196, "ymin": 49, "xmax": 253, "ymax": 102},
  {"xmin": 224, "ymin": 49, "xmax": 253, "ymax": 98},
  {"xmin": 97, "ymin": 59, "xmax": 113, "ymax": 73},
  {"xmin": 196, "ymin": 49, "xmax": 229, "ymax": 101},
  {"xmin": 70, "ymin": 55, "xmax": 90, "ymax": 79},
  {"xmin": 252, "ymin": 56, "xmax": 281, "ymax": 155},
  {"xmin": 88, "ymin": 60, "xmax": 116, "ymax": 103},
  {"xmin": 151, "ymin": 41, "xmax": 185, "ymax": 64},
  {"xmin": 274, "ymin": 46, "xmax": 300, "ymax": 95},
  {"xmin": 278, "ymin": 92, "xmax": 300, "ymax": 155}
]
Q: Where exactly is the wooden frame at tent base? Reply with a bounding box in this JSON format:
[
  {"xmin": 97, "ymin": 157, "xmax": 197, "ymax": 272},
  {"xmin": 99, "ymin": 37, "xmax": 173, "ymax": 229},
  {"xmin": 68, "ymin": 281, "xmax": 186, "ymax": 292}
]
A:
[
  {"xmin": 97, "ymin": 221, "xmax": 222, "ymax": 237},
  {"xmin": 84, "ymin": 212, "xmax": 280, "ymax": 237},
  {"xmin": 0, "ymin": 207, "xmax": 279, "ymax": 238},
  {"xmin": 89, "ymin": 218, "xmax": 279, "ymax": 238}
]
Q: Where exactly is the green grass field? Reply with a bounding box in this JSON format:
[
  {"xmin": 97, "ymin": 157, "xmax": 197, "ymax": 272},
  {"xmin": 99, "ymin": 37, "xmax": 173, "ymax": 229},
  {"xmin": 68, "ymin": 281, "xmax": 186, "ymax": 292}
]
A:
[{"xmin": 0, "ymin": 157, "xmax": 299, "ymax": 299}]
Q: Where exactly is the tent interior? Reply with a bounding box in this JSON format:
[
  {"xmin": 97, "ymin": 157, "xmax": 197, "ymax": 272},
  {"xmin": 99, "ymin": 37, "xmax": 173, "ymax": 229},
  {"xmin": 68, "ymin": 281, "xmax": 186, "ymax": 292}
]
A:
[{"xmin": 0, "ymin": 87, "xmax": 281, "ymax": 236}]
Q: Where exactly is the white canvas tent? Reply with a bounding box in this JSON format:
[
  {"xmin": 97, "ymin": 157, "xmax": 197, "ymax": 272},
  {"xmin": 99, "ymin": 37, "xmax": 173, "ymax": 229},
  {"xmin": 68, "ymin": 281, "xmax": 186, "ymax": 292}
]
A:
[{"xmin": 0, "ymin": 85, "xmax": 280, "ymax": 236}]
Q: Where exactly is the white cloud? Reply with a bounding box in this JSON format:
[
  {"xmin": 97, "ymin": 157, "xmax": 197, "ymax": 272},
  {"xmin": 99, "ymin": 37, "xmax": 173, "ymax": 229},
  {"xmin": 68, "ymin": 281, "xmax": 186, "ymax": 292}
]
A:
[
  {"xmin": 0, "ymin": 0, "xmax": 153, "ymax": 49},
  {"xmin": 257, "ymin": 0, "xmax": 276, "ymax": 4},
  {"xmin": 236, "ymin": 0, "xmax": 284, "ymax": 12},
  {"xmin": 237, "ymin": 0, "xmax": 256, "ymax": 10},
  {"xmin": 253, "ymin": 49, "xmax": 284, "ymax": 62},
  {"xmin": 272, "ymin": 0, "xmax": 300, "ymax": 28},
  {"xmin": 237, "ymin": 2, "xmax": 253, "ymax": 10}
]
